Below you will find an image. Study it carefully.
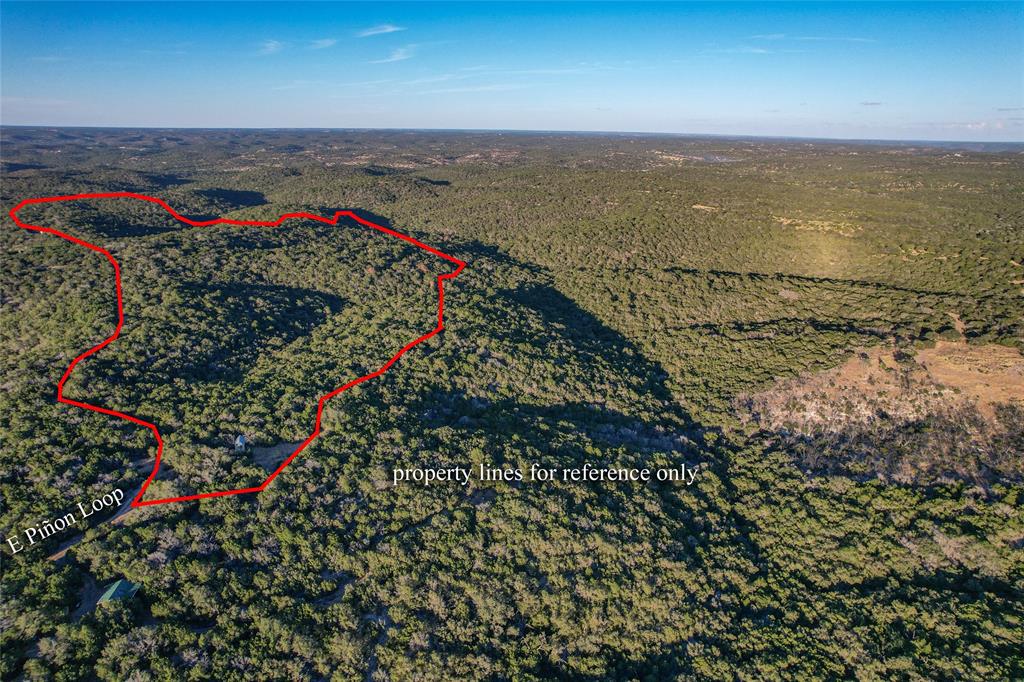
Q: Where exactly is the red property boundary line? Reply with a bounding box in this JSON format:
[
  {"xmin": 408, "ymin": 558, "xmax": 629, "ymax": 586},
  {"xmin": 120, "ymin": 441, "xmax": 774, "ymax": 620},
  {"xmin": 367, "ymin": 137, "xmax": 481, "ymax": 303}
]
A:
[{"xmin": 9, "ymin": 192, "xmax": 466, "ymax": 507}]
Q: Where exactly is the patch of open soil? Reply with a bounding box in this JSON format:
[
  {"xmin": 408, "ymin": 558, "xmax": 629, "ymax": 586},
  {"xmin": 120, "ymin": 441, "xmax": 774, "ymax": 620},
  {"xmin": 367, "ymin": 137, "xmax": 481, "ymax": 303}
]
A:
[
  {"xmin": 743, "ymin": 341, "xmax": 1024, "ymax": 427},
  {"xmin": 738, "ymin": 340, "xmax": 1024, "ymax": 485},
  {"xmin": 251, "ymin": 441, "xmax": 303, "ymax": 472},
  {"xmin": 916, "ymin": 341, "xmax": 1024, "ymax": 417},
  {"xmin": 772, "ymin": 215, "xmax": 861, "ymax": 237}
]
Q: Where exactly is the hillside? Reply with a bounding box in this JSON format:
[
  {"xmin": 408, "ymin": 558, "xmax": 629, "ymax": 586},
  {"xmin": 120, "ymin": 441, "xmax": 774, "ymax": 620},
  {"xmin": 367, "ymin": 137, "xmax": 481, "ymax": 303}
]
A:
[{"xmin": 2, "ymin": 128, "xmax": 1022, "ymax": 680}]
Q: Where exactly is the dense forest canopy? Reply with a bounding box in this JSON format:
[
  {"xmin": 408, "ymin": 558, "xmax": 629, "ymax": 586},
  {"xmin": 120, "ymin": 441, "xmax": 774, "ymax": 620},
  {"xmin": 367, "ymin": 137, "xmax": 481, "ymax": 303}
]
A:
[{"xmin": 1, "ymin": 128, "xmax": 1022, "ymax": 680}]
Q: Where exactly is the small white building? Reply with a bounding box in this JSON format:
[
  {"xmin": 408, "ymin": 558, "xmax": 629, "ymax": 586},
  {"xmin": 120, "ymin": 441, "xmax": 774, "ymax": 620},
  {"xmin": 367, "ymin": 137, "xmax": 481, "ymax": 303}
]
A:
[{"xmin": 234, "ymin": 435, "xmax": 248, "ymax": 453}]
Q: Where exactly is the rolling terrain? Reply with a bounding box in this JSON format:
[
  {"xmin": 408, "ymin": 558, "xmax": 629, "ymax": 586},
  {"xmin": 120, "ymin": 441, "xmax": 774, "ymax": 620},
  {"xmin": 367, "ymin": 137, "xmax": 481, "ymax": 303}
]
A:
[{"xmin": 1, "ymin": 128, "xmax": 1022, "ymax": 680}]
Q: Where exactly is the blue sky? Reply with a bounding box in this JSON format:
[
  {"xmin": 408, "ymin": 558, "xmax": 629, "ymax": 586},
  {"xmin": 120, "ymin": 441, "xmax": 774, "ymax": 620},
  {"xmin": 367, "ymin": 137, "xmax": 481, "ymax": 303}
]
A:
[{"xmin": 2, "ymin": 2, "xmax": 1021, "ymax": 140}]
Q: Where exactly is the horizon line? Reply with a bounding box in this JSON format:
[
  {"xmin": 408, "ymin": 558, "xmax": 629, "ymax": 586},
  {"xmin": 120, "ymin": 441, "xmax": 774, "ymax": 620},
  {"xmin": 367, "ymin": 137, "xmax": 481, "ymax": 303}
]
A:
[{"xmin": 2, "ymin": 124, "xmax": 1021, "ymax": 148}]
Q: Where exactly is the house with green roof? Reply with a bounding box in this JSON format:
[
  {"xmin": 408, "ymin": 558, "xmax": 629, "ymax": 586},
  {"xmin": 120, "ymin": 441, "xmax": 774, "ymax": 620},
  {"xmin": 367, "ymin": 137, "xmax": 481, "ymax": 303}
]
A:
[{"xmin": 97, "ymin": 579, "xmax": 140, "ymax": 605}]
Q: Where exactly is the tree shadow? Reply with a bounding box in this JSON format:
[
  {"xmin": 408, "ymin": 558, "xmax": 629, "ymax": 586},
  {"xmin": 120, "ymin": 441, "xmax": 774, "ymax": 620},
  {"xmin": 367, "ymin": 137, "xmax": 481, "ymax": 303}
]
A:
[
  {"xmin": 672, "ymin": 315, "xmax": 895, "ymax": 340},
  {"xmin": 501, "ymin": 283, "xmax": 680, "ymax": 409},
  {"xmin": 417, "ymin": 392, "xmax": 704, "ymax": 466},
  {"xmin": 373, "ymin": 236, "xmax": 709, "ymax": 437},
  {"xmin": 82, "ymin": 280, "xmax": 346, "ymax": 387},
  {"xmin": 2, "ymin": 161, "xmax": 49, "ymax": 173},
  {"xmin": 194, "ymin": 188, "xmax": 268, "ymax": 209},
  {"xmin": 361, "ymin": 165, "xmax": 403, "ymax": 177},
  {"xmin": 143, "ymin": 172, "xmax": 191, "ymax": 189},
  {"xmin": 532, "ymin": 645, "xmax": 691, "ymax": 680},
  {"xmin": 754, "ymin": 399, "xmax": 1024, "ymax": 490},
  {"xmin": 666, "ymin": 265, "xmax": 960, "ymax": 298},
  {"xmin": 416, "ymin": 177, "xmax": 451, "ymax": 187},
  {"xmin": 342, "ymin": 207, "xmax": 398, "ymax": 230},
  {"xmin": 52, "ymin": 201, "xmax": 188, "ymax": 239}
]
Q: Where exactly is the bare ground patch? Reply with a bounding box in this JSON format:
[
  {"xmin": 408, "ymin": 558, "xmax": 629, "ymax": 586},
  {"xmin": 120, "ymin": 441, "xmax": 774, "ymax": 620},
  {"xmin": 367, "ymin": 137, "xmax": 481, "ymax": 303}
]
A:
[
  {"xmin": 772, "ymin": 215, "xmax": 861, "ymax": 237},
  {"xmin": 738, "ymin": 341, "xmax": 1024, "ymax": 485},
  {"xmin": 251, "ymin": 441, "xmax": 303, "ymax": 473},
  {"xmin": 917, "ymin": 341, "xmax": 1024, "ymax": 417}
]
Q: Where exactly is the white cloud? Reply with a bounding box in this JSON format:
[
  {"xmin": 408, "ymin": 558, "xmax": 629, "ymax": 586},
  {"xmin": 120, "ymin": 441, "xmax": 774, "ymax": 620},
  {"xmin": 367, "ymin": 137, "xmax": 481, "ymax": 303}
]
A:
[
  {"xmin": 403, "ymin": 73, "xmax": 468, "ymax": 85},
  {"xmin": 705, "ymin": 46, "xmax": 774, "ymax": 55},
  {"xmin": 751, "ymin": 33, "xmax": 875, "ymax": 43},
  {"xmin": 258, "ymin": 39, "xmax": 284, "ymax": 55},
  {"xmin": 310, "ymin": 38, "xmax": 337, "ymax": 49},
  {"xmin": 338, "ymin": 79, "xmax": 393, "ymax": 87},
  {"xmin": 796, "ymin": 35, "xmax": 875, "ymax": 43},
  {"xmin": 370, "ymin": 46, "xmax": 415, "ymax": 63},
  {"xmin": 419, "ymin": 83, "xmax": 525, "ymax": 95},
  {"xmin": 358, "ymin": 24, "xmax": 406, "ymax": 38},
  {"xmin": 271, "ymin": 79, "xmax": 328, "ymax": 91}
]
